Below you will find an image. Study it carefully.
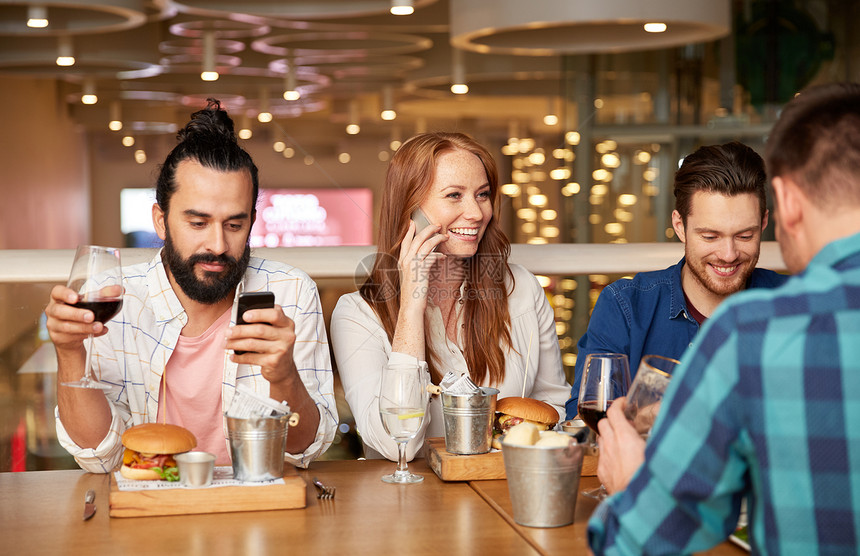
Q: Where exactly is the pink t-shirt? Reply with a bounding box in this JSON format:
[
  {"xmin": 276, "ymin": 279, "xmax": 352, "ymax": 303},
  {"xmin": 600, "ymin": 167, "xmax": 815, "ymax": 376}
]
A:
[{"xmin": 157, "ymin": 309, "xmax": 232, "ymax": 464}]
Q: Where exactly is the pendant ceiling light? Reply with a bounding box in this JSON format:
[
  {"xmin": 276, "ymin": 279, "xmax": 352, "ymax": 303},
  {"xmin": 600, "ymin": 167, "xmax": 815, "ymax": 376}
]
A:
[
  {"xmin": 27, "ymin": 5, "xmax": 48, "ymax": 28},
  {"xmin": 391, "ymin": 0, "xmax": 415, "ymax": 16}
]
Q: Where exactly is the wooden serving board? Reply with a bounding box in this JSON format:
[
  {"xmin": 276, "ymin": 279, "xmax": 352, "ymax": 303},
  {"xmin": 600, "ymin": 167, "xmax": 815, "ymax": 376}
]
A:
[
  {"xmin": 425, "ymin": 437, "xmax": 506, "ymax": 481},
  {"xmin": 109, "ymin": 468, "xmax": 307, "ymax": 518},
  {"xmin": 425, "ymin": 437, "xmax": 599, "ymax": 481}
]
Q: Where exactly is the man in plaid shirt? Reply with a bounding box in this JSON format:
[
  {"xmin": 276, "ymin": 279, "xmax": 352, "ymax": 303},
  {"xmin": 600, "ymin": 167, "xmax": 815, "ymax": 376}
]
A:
[
  {"xmin": 47, "ymin": 100, "xmax": 337, "ymax": 471},
  {"xmin": 589, "ymin": 82, "xmax": 860, "ymax": 554}
]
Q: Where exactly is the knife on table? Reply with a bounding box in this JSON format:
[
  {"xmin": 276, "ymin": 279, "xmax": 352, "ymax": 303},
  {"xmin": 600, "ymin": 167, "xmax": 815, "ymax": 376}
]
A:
[{"xmin": 83, "ymin": 489, "xmax": 96, "ymax": 521}]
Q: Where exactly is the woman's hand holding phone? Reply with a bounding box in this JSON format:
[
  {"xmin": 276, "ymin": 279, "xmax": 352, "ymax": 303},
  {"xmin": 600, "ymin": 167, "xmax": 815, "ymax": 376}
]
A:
[
  {"xmin": 411, "ymin": 208, "xmax": 445, "ymax": 253},
  {"xmin": 398, "ymin": 210, "xmax": 447, "ymax": 309}
]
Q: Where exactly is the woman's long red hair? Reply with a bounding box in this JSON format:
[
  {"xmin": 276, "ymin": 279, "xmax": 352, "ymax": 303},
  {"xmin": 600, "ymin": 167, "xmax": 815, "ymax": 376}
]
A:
[{"xmin": 360, "ymin": 132, "xmax": 513, "ymax": 385}]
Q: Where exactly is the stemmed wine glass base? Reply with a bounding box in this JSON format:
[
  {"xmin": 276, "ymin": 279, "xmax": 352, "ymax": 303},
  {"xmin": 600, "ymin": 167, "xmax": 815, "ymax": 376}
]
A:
[
  {"xmin": 580, "ymin": 438, "xmax": 608, "ymax": 500},
  {"xmin": 60, "ymin": 333, "xmax": 112, "ymax": 390},
  {"xmin": 582, "ymin": 485, "xmax": 609, "ymax": 500},
  {"xmin": 61, "ymin": 377, "xmax": 112, "ymax": 390},
  {"xmin": 381, "ymin": 470, "xmax": 424, "ymax": 484}
]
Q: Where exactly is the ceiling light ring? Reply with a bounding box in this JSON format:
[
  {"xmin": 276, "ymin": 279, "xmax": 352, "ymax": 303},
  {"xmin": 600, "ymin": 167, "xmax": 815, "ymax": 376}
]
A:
[
  {"xmin": 405, "ymin": 69, "xmax": 564, "ymax": 100},
  {"xmin": 251, "ymin": 31, "xmax": 432, "ymax": 57},
  {"xmin": 268, "ymin": 62, "xmax": 335, "ymax": 95},
  {"xmin": 168, "ymin": 0, "xmax": 437, "ymax": 21},
  {"xmin": 160, "ymin": 53, "xmax": 243, "ymax": 71},
  {"xmin": 0, "ymin": 0, "xmax": 150, "ymax": 36},
  {"xmin": 168, "ymin": 19, "xmax": 270, "ymax": 39},
  {"xmin": 265, "ymin": 17, "xmax": 447, "ymax": 35},
  {"xmin": 449, "ymin": 0, "xmax": 730, "ymax": 55},
  {"xmin": 330, "ymin": 65, "xmax": 416, "ymax": 79},
  {"xmin": 452, "ymin": 21, "xmax": 729, "ymax": 56},
  {"xmin": 123, "ymin": 120, "xmax": 179, "ymax": 135},
  {"xmin": 64, "ymin": 88, "xmax": 183, "ymax": 105},
  {"xmin": 162, "ymin": 63, "xmax": 326, "ymax": 86},
  {"xmin": 269, "ymin": 55, "xmax": 423, "ymax": 79},
  {"xmin": 158, "ymin": 38, "xmax": 246, "ymax": 55},
  {"xmin": 266, "ymin": 98, "xmax": 329, "ymax": 118},
  {"xmin": 120, "ymin": 90, "xmax": 186, "ymax": 103},
  {"xmin": 178, "ymin": 93, "xmax": 247, "ymax": 108},
  {"xmin": 272, "ymin": 52, "xmax": 423, "ymax": 70},
  {"xmin": 2, "ymin": 57, "xmax": 160, "ymax": 79}
]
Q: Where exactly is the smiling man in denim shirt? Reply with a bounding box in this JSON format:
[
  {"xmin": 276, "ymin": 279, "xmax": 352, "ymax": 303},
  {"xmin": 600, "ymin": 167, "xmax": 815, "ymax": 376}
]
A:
[{"xmin": 565, "ymin": 142, "xmax": 787, "ymax": 418}]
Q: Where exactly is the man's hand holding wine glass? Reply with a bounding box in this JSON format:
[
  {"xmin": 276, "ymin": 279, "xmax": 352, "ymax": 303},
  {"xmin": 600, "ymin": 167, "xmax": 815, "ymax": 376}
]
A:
[
  {"xmin": 595, "ymin": 355, "xmax": 677, "ymax": 494},
  {"xmin": 596, "ymin": 397, "xmax": 647, "ymax": 494},
  {"xmin": 46, "ymin": 283, "xmax": 122, "ymax": 349},
  {"xmin": 47, "ymin": 245, "xmax": 123, "ymax": 449}
]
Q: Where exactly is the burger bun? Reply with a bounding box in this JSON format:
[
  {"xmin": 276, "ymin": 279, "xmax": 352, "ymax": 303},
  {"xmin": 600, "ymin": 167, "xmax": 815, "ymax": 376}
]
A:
[
  {"xmin": 122, "ymin": 423, "xmax": 197, "ymax": 455},
  {"xmin": 495, "ymin": 397, "xmax": 559, "ymax": 428},
  {"xmin": 492, "ymin": 436, "xmax": 503, "ymax": 451},
  {"xmin": 119, "ymin": 464, "xmax": 162, "ymax": 481}
]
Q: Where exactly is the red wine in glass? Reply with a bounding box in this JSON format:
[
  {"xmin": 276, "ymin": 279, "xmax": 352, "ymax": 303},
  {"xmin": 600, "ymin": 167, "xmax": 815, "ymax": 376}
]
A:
[
  {"xmin": 61, "ymin": 245, "xmax": 123, "ymax": 390},
  {"xmin": 577, "ymin": 353, "xmax": 631, "ymax": 500},
  {"xmin": 72, "ymin": 298, "xmax": 122, "ymax": 324},
  {"xmin": 578, "ymin": 399, "xmax": 612, "ymax": 433}
]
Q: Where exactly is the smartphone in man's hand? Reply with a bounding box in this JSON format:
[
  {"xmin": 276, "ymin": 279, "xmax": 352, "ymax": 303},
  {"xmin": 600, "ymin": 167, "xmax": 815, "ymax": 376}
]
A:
[{"xmin": 235, "ymin": 291, "xmax": 275, "ymax": 354}]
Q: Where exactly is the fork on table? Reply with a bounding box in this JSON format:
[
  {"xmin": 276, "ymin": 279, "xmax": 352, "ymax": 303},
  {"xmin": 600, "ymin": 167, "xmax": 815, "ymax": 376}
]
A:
[{"xmin": 312, "ymin": 477, "xmax": 336, "ymax": 499}]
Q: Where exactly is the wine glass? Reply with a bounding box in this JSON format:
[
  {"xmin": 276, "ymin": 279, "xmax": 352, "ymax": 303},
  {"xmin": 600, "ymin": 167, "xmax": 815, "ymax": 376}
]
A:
[
  {"xmin": 577, "ymin": 352, "xmax": 631, "ymax": 499},
  {"xmin": 60, "ymin": 245, "xmax": 123, "ymax": 390},
  {"xmin": 624, "ymin": 355, "xmax": 679, "ymax": 438},
  {"xmin": 378, "ymin": 361, "xmax": 429, "ymax": 484}
]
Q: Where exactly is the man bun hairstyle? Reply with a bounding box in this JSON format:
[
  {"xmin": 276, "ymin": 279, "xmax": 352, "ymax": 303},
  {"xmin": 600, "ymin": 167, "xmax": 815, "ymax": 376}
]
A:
[
  {"xmin": 155, "ymin": 98, "xmax": 259, "ymax": 214},
  {"xmin": 673, "ymin": 141, "xmax": 767, "ymax": 226}
]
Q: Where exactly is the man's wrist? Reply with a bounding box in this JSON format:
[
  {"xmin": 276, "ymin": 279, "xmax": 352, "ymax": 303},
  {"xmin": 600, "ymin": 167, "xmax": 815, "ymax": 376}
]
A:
[{"xmin": 266, "ymin": 364, "xmax": 301, "ymax": 399}]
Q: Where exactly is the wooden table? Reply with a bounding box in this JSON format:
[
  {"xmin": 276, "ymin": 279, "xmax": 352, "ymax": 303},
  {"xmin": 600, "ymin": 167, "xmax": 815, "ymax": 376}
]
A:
[
  {"xmin": 1, "ymin": 460, "xmax": 537, "ymax": 555},
  {"xmin": 471, "ymin": 475, "xmax": 746, "ymax": 556},
  {"xmin": 0, "ymin": 460, "xmax": 746, "ymax": 555}
]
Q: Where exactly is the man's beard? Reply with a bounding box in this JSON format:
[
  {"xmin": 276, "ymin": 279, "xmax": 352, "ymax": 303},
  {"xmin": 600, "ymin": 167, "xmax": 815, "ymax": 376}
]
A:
[
  {"xmin": 684, "ymin": 249, "xmax": 758, "ymax": 298},
  {"xmin": 162, "ymin": 229, "xmax": 250, "ymax": 305}
]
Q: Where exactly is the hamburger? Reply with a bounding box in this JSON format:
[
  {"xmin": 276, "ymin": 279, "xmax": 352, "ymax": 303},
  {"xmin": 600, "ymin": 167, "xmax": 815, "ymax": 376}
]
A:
[
  {"xmin": 492, "ymin": 397, "xmax": 560, "ymax": 450},
  {"xmin": 120, "ymin": 423, "xmax": 197, "ymax": 481}
]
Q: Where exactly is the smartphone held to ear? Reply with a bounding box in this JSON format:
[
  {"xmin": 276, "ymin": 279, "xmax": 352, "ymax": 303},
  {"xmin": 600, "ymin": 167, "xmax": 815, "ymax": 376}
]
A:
[
  {"xmin": 235, "ymin": 291, "xmax": 275, "ymax": 355},
  {"xmin": 411, "ymin": 208, "xmax": 434, "ymax": 231},
  {"xmin": 411, "ymin": 208, "xmax": 444, "ymax": 251}
]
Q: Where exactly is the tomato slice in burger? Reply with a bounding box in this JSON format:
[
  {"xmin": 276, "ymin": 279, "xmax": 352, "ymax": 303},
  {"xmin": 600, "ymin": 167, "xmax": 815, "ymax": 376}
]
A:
[{"xmin": 135, "ymin": 459, "xmax": 159, "ymax": 469}]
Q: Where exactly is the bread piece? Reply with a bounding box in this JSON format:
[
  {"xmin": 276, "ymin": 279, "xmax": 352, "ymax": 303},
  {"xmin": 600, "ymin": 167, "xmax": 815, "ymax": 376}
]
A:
[
  {"xmin": 503, "ymin": 422, "xmax": 540, "ymax": 446},
  {"xmin": 535, "ymin": 431, "xmax": 573, "ymax": 448}
]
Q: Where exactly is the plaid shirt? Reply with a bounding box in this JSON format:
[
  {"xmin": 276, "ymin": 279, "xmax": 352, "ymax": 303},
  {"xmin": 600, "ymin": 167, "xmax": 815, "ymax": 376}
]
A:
[
  {"xmin": 56, "ymin": 250, "xmax": 337, "ymax": 471},
  {"xmin": 589, "ymin": 232, "xmax": 860, "ymax": 555}
]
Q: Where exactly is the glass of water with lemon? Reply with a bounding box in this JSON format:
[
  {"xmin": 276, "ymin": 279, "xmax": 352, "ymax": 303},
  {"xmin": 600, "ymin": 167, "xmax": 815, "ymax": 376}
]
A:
[{"xmin": 379, "ymin": 361, "xmax": 430, "ymax": 484}]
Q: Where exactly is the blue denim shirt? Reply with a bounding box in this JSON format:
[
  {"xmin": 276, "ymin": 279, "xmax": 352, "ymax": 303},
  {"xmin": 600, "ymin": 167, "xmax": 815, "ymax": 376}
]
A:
[{"xmin": 564, "ymin": 258, "xmax": 788, "ymax": 419}]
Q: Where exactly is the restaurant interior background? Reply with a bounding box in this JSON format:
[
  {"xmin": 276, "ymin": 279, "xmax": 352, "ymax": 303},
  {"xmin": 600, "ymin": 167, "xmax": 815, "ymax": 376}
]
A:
[{"xmin": 0, "ymin": 0, "xmax": 857, "ymax": 471}]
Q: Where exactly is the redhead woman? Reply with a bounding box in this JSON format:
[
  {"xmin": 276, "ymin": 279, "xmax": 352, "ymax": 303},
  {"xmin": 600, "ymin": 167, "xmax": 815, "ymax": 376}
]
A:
[{"xmin": 331, "ymin": 132, "xmax": 570, "ymax": 461}]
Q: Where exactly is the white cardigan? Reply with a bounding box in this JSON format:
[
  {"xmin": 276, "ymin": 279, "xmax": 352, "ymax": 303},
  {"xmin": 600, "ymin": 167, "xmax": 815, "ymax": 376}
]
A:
[{"xmin": 331, "ymin": 263, "xmax": 570, "ymax": 461}]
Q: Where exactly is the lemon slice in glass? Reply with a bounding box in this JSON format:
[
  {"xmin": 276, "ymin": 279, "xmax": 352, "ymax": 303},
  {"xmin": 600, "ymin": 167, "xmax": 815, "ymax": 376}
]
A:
[{"xmin": 398, "ymin": 411, "xmax": 425, "ymax": 420}]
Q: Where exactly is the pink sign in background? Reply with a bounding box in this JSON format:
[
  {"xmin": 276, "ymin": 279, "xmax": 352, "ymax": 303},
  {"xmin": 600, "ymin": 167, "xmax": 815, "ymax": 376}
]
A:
[{"xmin": 250, "ymin": 188, "xmax": 374, "ymax": 247}]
